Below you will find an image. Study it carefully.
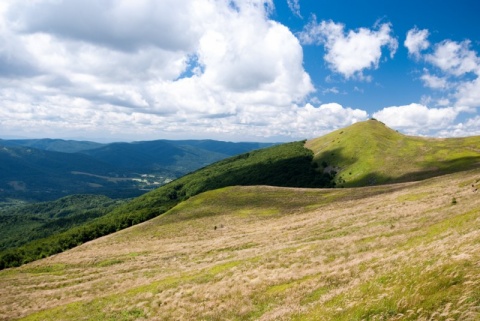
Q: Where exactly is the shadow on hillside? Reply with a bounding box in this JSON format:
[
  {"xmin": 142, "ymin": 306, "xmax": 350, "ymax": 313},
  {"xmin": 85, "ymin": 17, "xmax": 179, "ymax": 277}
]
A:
[
  {"xmin": 353, "ymin": 155, "xmax": 480, "ymax": 187},
  {"xmin": 318, "ymin": 145, "xmax": 480, "ymax": 187},
  {"xmin": 199, "ymin": 155, "xmax": 336, "ymax": 191}
]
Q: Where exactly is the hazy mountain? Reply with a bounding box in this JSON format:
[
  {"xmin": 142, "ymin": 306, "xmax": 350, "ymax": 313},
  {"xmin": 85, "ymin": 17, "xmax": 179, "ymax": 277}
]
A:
[
  {"xmin": 0, "ymin": 139, "xmax": 275, "ymax": 202},
  {"xmin": 0, "ymin": 138, "xmax": 104, "ymax": 153}
]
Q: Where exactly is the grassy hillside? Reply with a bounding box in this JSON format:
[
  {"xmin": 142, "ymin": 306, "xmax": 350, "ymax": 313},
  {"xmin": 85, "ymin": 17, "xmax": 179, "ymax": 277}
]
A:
[
  {"xmin": 306, "ymin": 119, "xmax": 480, "ymax": 187},
  {"xmin": 0, "ymin": 141, "xmax": 332, "ymax": 269},
  {"xmin": 1, "ymin": 169, "xmax": 478, "ymax": 320}
]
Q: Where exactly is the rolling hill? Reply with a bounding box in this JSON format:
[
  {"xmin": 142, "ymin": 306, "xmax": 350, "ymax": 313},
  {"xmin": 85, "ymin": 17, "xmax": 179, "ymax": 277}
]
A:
[
  {"xmin": 79, "ymin": 140, "xmax": 274, "ymax": 175},
  {"xmin": 0, "ymin": 141, "xmax": 333, "ymax": 269},
  {"xmin": 1, "ymin": 119, "xmax": 480, "ymax": 319},
  {"xmin": 306, "ymin": 119, "xmax": 480, "ymax": 186},
  {"xmin": 2, "ymin": 120, "xmax": 480, "ymax": 269},
  {"xmin": 1, "ymin": 167, "xmax": 478, "ymax": 320}
]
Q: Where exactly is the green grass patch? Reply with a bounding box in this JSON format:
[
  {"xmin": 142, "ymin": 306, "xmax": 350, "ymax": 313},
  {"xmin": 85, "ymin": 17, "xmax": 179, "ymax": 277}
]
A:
[
  {"xmin": 94, "ymin": 259, "xmax": 124, "ymax": 268},
  {"xmin": 293, "ymin": 259, "xmax": 477, "ymax": 321},
  {"xmin": 405, "ymin": 208, "xmax": 479, "ymax": 248},
  {"xmin": 397, "ymin": 192, "xmax": 430, "ymax": 202},
  {"xmin": 21, "ymin": 264, "xmax": 68, "ymax": 275}
]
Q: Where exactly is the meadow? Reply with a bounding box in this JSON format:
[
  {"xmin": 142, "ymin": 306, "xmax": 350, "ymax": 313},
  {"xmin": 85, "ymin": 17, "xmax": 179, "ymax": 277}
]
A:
[{"xmin": 1, "ymin": 167, "xmax": 478, "ymax": 320}]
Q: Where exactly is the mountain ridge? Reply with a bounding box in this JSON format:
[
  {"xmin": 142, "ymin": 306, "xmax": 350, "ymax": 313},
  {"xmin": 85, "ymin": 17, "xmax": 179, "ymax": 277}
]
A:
[{"xmin": 0, "ymin": 139, "xmax": 275, "ymax": 202}]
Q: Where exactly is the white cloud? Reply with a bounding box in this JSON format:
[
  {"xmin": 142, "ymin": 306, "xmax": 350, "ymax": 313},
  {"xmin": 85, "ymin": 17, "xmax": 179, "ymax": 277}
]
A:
[
  {"xmin": 404, "ymin": 27, "xmax": 430, "ymax": 58},
  {"xmin": 408, "ymin": 35, "xmax": 480, "ymax": 124},
  {"xmin": 455, "ymin": 77, "xmax": 480, "ymax": 110},
  {"xmin": 0, "ymin": 0, "xmax": 333, "ymax": 142},
  {"xmin": 420, "ymin": 73, "xmax": 448, "ymax": 89},
  {"xmin": 425, "ymin": 40, "xmax": 479, "ymax": 76},
  {"xmin": 299, "ymin": 19, "xmax": 398, "ymax": 79},
  {"xmin": 437, "ymin": 115, "xmax": 480, "ymax": 137},
  {"xmin": 287, "ymin": 0, "xmax": 302, "ymax": 18},
  {"xmin": 373, "ymin": 103, "xmax": 459, "ymax": 135}
]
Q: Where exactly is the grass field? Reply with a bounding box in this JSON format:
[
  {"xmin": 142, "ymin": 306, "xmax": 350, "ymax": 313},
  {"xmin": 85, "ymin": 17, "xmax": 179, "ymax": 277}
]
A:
[{"xmin": 1, "ymin": 167, "xmax": 479, "ymax": 320}]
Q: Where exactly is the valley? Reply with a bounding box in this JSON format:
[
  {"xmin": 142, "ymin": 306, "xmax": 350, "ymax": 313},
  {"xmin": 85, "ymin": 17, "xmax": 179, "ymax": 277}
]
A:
[{"xmin": 0, "ymin": 139, "xmax": 274, "ymax": 202}]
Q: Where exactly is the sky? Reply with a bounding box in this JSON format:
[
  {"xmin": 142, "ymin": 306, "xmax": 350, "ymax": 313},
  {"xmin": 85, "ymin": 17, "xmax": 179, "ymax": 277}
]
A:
[{"xmin": 1, "ymin": 0, "xmax": 480, "ymax": 142}]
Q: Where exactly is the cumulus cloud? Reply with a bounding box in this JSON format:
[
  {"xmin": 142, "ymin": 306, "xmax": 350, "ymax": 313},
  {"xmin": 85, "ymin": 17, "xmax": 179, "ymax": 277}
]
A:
[
  {"xmin": 373, "ymin": 103, "xmax": 459, "ymax": 135},
  {"xmin": 420, "ymin": 73, "xmax": 448, "ymax": 89},
  {"xmin": 404, "ymin": 27, "xmax": 429, "ymax": 58},
  {"xmin": 299, "ymin": 18, "xmax": 398, "ymax": 79},
  {"xmin": 437, "ymin": 115, "xmax": 480, "ymax": 137},
  {"xmin": 0, "ymin": 0, "xmax": 342, "ymax": 142},
  {"xmin": 425, "ymin": 40, "xmax": 479, "ymax": 76},
  {"xmin": 406, "ymin": 32, "xmax": 480, "ymax": 128},
  {"xmin": 455, "ymin": 77, "xmax": 480, "ymax": 110}
]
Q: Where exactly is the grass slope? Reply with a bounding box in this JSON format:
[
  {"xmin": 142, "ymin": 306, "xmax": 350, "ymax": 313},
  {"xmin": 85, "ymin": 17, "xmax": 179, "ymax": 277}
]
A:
[
  {"xmin": 306, "ymin": 119, "xmax": 480, "ymax": 187},
  {"xmin": 0, "ymin": 141, "xmax": 331, "ymax": 269},
  {"xmin": 1, "ymin": 169, "xmax": 478, "ymax": 320}
]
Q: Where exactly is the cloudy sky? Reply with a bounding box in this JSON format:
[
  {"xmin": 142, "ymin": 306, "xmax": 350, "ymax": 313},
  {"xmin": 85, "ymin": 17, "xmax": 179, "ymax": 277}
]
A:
[{"xmin": 1, "ymin": 0, "xmax": 479, "ymax": 142}]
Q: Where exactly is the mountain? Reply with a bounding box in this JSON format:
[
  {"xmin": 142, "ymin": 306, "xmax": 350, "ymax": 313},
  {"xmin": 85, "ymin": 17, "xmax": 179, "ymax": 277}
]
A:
[
  {"xmin": 0, "ymin": 138, "xmax": 104, "ymax": 153},
  {"xmin": 80, "ymin": 140, "xmax": 274, "ymax": 175},
  {"xmin": 1, "ymin": 167, "xmax": 478, "ymax": 320},
  {"xmin": 0, "ymin": 139, "xmax": 275, "ymax": 202},
  {"xmin": 306, "ymin": 119, "xmax": 480, "ymax": 186},
  {"xmin": 0, "ymin": 145, "xmax": 137, "ymax": 202}
]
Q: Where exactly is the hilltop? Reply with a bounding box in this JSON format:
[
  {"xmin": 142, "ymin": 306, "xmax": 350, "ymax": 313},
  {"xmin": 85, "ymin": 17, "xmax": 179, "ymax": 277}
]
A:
[
  {"xmin": 1, "ymin": 167, "xmax": 478, "ymax": 320},
  {"xmin": 306, "ymin": 119, "xmax": 480, "ymax": 186}
]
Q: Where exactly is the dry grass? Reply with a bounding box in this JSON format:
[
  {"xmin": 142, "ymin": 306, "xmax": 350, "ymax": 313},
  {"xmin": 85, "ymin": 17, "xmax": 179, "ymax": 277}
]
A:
[{"xmin": 1, "ymin": 169, "xmax": 479, "ymax": 320}]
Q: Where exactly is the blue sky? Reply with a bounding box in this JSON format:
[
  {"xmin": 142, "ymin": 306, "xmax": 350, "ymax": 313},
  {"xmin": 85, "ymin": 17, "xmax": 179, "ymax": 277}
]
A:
[
  {"xmin": 0, "ymin": 0, "xmax": 479, "ymax": 142},
  {"xmin": 277, "ymin": 0, "xmax": 480, "ymax": 119}
]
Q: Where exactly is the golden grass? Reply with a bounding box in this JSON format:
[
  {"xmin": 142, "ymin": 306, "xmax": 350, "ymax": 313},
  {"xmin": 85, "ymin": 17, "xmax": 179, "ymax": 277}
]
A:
[{"xmin": 1, "ymin": 169, "xmax": 479, "ymax": 320}]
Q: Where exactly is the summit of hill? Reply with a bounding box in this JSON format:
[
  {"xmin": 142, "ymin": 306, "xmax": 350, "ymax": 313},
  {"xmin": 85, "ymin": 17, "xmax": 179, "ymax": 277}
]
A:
[{"xmin": 306, "ymin": 119, "xmax": 480, "ymax": 187}]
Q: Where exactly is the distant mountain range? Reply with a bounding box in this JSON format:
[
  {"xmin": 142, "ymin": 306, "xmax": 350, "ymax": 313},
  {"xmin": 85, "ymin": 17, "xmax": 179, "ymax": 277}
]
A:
[{"xmin": 0, "ymin": 138, "xmax": 275, "ymax": 202}]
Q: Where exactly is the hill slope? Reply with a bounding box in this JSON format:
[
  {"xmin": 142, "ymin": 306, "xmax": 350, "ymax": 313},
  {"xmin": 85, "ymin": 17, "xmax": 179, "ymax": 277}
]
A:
[
  {"xmin": 306, "ymin": 119, "xmax": 480, "ymax": 186},
  {"xmin": 0, "ymin": 141, "xmax": 332, "ymax": 268},
  {"xmin": 4, "ymin": 121, "xmax": 480, "ymax": 268},
  {"xmin": 1, "ymin": 169, "xmax": 478, "ymax": 320}
]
